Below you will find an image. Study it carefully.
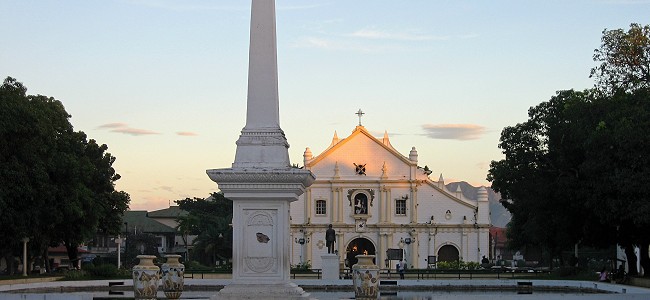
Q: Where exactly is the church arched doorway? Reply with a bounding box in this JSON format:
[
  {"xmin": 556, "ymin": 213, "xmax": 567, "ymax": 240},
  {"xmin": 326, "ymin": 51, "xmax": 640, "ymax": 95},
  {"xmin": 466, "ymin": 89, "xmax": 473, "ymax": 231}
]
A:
[
  {"xmin": 345, "ymin": 238, "xmax": 376, "ymax": 268},
  {"xmin": 438, "ymin": 245, "xmax": 460, "ymax": 262}
]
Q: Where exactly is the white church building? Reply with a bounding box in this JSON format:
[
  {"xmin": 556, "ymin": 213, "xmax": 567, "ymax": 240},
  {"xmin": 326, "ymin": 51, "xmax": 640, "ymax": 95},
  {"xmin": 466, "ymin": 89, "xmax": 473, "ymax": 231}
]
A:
[{"xmin": 289, "ymin": 124, "xmax": 490, "ymax": 270}]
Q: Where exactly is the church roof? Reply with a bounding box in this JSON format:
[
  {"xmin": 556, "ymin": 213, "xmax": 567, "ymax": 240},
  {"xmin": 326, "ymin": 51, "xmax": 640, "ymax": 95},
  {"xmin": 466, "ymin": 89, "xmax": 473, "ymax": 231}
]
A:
[{"xmin": 306, "ymin": 126, "xmax": 414, "ymax": 167}]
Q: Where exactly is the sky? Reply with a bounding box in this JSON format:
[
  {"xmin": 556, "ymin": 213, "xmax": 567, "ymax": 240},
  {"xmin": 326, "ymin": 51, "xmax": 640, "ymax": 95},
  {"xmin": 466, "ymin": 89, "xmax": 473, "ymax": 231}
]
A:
[{"xmin": 1, "ymin": 0, "xmax": 648, "ymax": 211}]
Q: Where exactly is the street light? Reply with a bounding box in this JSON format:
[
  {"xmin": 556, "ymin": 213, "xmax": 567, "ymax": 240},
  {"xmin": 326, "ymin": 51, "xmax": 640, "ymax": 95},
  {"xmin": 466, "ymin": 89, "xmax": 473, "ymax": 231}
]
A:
[
  {"xmin": 123, "ymin": 222, "xmax": 128, "ymax": 267},
  {"xmin": 294, "ymin": 237, "xmax": 309, "ymax": 264}
]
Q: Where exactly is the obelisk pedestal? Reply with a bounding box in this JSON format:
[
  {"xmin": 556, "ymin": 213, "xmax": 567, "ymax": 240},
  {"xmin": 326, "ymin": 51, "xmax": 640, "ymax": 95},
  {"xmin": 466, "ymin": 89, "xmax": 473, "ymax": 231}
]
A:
[{"xmin": 207, "ymin": 0, "xmax": 315, "ymax": 299}]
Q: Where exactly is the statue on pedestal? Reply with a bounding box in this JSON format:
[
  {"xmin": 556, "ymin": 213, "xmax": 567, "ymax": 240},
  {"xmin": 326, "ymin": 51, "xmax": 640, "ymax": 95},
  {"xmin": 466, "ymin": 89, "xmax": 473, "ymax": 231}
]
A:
[{"xmin": 326, "ymin": 224, "xmax": 336, "ymax": 254}]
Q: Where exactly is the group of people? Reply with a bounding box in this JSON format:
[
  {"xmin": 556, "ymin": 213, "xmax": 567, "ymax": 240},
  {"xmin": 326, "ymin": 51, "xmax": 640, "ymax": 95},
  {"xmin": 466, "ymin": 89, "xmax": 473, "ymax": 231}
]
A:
[{"xmin": 599, "ymin": 265, "xmax": 628, "ymax": 284}]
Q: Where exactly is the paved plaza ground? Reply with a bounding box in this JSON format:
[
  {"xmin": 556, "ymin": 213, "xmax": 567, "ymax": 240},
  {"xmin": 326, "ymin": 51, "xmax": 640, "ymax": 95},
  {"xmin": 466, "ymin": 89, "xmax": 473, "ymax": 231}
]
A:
[{"xmin": 1, "ymin": 277, "xmax": 650, "ymax": 299}]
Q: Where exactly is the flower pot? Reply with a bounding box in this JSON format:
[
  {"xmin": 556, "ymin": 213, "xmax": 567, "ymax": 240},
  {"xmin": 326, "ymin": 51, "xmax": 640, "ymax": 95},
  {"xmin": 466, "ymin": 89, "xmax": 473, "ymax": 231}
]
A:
[
  {"xmin": 161, "ymin": 254, "xmax": 185, "ymax": 299},
  {"xmin": 132, "ymin": 255, "xmax": 160, "ymax": 300}
]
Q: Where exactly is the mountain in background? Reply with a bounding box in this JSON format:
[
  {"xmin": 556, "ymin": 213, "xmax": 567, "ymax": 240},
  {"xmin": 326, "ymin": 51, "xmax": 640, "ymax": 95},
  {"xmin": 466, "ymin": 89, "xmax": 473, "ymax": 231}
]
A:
[{"xmin": 445, "ymin": 181, "xmax": 511, "ymax": 228}]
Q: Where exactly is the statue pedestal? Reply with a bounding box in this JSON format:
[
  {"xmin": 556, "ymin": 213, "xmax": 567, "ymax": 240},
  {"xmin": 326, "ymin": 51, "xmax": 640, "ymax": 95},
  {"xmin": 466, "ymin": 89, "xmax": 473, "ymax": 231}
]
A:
[{"xmin": 321, "ymin": 254, "xmax": 340, "ymax": 280}]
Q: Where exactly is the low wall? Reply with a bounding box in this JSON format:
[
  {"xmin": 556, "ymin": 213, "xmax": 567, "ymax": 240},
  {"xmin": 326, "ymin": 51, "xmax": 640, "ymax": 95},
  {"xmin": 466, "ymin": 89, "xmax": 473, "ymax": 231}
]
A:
[{"xmin": 630, "ymin": 277, "xmax": 650, "ymax": 288}]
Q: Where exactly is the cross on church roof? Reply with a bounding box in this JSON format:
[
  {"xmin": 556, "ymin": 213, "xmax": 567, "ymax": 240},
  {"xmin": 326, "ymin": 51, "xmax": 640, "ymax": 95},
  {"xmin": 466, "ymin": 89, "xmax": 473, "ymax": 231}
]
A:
[{"xmin": 356, "ymin": 109, "xmax": 365, "ymax": 126}]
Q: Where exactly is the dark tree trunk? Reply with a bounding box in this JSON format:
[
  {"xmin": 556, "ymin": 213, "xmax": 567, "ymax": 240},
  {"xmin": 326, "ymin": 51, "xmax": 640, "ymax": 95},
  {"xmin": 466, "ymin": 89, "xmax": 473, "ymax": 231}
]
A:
[
  {"xmin": 3, "ymin": 253, "xmax": 15, "ymax": 276},
  {"xmin": 43, "ymin": 248, "xmax": 51, "ymax": 273},
  {"xmin": 547, "ymin": 247, "xmax": 554, "ymax": 270},
  {"xmin": 639, "ymin": 242, "xmax": 650, "ymax": 277},
  {"xmin": 64, "ymin": 243, "xmax": 79, "ymax": 269},
  {"xmin": 624, "ymin": 246, "xmax": 638, "ymax": 276}
]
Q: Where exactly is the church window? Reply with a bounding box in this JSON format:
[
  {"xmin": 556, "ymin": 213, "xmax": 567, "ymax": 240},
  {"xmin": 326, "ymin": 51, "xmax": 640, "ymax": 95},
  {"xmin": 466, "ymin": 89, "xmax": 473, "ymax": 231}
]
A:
[
  {"xmin": 315, "ymin": 200, "xmax": 326, "ymax": 215},
  {"xmin": 354, "ymin": 193, "xmax": 368, "ymax": 215},
  {"xmin": 353, "ymin": 163, "xmax": 367, "ymax": 175},
  {"xmin": 395, "ymin": 198, "xmax": 407, "ymax": 215}
]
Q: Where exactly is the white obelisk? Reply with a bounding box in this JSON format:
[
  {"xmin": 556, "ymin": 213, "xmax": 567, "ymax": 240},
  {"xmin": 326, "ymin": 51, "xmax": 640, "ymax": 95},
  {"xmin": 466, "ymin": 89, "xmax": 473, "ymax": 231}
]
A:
[{"xmin": 207, "ymin": 0, "xmax": 314, "ymax": 299}]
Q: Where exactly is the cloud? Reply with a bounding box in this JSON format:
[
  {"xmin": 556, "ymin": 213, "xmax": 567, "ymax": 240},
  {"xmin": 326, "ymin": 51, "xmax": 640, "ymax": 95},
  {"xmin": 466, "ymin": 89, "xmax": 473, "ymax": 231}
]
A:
[
  {"xmin": 176, "ymin": 131, "xmax": 199, "ymax": 136},
  {"xmin": 278, "ymin": 3, "xmax": 330, "ymax": 11},
  {"xmin": 97, "ymin": 122, "xmax": 128, "ymax": 129},
  {"xmin": 97, "ymin": 122, "xmax": 159, "ymax": 136},
  {"xmin": 129, "ymin": 195, "xmax": 171, "ymax": 211},
  {"xmin": 291, "ymin": 37, "xmax": 407, "ymax": 52},
  {"xmin": 157, "ymin": 185, "xmax": 175, "ymax": 193},
  {"xmin": 459, "ymin": 33, "xmax": 479, "ymax": 40},
  {"xmin": 124, "ymin": 0, "xmax": 246, "ymax": 11},
  {"xmin": 112, "ymin": 127, "xmax": 159, "ymax": 136},
  {"xmin": 601, "ymin": 0, "xmax": 650, "ymax": 3},
  {"xmin": 348, "ymin": 28, "xmax": 448, "ymax": 41},
  {"xmin": 422, "ymin": 124, "xmax": 486, "ymax": 140}
]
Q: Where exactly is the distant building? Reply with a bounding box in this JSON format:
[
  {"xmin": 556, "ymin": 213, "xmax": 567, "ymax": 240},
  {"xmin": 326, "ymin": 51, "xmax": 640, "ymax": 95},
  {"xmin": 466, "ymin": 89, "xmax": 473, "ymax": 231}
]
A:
[
  {"xmin": 289, "ymin": 125, "xmax": 491, "ymax": 270},
  {"xmin": 88, "ymin": 206, "xmax": 194, "ymax": 261}
]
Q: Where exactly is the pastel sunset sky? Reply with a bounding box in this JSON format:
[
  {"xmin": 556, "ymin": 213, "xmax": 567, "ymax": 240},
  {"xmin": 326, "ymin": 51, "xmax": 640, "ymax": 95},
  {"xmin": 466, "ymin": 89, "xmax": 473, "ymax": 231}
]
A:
[{"xmin": 1, "ymin": 0, "xmax": 647, "ymax": 211}]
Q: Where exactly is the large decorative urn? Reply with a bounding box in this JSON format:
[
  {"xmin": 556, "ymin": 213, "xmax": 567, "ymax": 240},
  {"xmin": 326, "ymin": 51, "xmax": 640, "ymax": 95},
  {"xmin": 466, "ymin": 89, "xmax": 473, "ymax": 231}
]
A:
[
  {"xmin": 352, "ymin": 255, "xmax": 380, "ymax": 299},
  {"xmin": 161, "ymin": 254, "xmax": 185, "ymax": 299},
  {"xmin": 132, "ymin": 255, "xmax": 160, "ymax": 300}
]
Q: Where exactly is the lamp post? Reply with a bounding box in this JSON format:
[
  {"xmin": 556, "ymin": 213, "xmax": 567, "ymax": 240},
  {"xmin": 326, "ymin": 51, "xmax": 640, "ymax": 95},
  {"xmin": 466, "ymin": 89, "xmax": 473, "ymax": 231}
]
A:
[
  {"xmin": 21, "ymin": 237, "xmax": 29, "ymax": 276},
  {"xmin": 294, "ymin": 237, "xmax": 309, "ymax": 264},
  {"xmin": 123, "ymin": 222, "xmax": 128, "ymax": 267},
  {"xmin": 115, "ymin": 236, "xmax": 122, "ymax": 268},
  {"xmin": 400, "ymin": 237, "xmax": 413, "ymax": 268}
]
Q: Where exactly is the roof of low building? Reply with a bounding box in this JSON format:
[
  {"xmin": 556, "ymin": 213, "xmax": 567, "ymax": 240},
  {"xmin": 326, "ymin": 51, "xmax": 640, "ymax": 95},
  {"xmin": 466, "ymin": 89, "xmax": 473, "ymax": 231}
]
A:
[
  {"xmin": 123, "ymin": 211, "xmax": 176, "ymax": 234},
  {"xmin": 147, "ymin": 206, "xmax": 188, "ymax": 218}
]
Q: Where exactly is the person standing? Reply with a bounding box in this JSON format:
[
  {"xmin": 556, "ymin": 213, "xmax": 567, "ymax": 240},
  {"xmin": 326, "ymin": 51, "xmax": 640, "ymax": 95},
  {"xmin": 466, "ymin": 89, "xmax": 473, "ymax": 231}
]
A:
[
  {"xmin": 325, "ymin": 224, "xmax": 336, "ymax": 254},
  {"xmin": 397, "ymin": 260, "xmax": 405, "ymax": 279}
]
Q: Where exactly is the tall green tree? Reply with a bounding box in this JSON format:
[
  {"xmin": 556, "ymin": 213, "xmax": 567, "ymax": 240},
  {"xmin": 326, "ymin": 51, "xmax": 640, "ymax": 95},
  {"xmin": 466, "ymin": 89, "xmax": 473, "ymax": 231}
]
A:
[
  {"xmin": 488, "ymin": 90, "xmax": 591, "ymax": 268},
  {"xmin": 176, "ymin": 192, "xmax": 232, "ymax": 266},
  {"xmin": 591, "ymin": 23, "xmax": 650, "ymax": 94},
  {"xmin": 490, "ymin": 24, "xmax": 650, "ymax": 274},
  {"xmin": 489, "ymin": 88, "xmax": 650, "ymax": 273},
  {"xmin": 0, "ymin": 77, "xmax": 130, "ymax": 271},
  {"xmin": 577, "ymin": 88, "xmax": 650, "ymax": 275}
]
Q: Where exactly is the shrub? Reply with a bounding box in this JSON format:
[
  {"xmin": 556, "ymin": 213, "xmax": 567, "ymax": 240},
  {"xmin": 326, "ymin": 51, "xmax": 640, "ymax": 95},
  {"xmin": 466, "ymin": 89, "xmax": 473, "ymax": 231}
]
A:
[
  {"xmin": 85, "ymin": 264, "xmax": 119, "ymax": 278},
  {"xmin": 556, "ymin": 266, "xmax": 578, "ymax": 277},
  {"xmin": 291, "ymin": 261, "xmax": 312, "ymax": 272},
  {"xmin": 436, "ymin": 260, "xmax": 481, "ymax": 270},
  {"xmin": 185, "ymin": 260, "xmax": 213, "ymax": 272},
  {"xmin": 63, "ymin": 269, "xmax": 88, "ymax": 280}
]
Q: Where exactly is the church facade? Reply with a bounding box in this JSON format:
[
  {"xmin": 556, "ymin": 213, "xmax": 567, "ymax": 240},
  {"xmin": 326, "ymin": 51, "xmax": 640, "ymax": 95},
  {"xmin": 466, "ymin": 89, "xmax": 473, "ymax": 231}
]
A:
[{"xmin": 289, "ymin": 125, "xmax": 490, "ymax": 270}]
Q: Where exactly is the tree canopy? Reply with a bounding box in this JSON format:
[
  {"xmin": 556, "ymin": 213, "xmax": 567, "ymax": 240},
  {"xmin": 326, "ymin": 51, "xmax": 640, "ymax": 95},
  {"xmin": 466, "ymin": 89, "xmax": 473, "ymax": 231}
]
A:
[
  {"xmin": 591, "ymin": 23, "xmax": 650, "ymax": 94},
  {"xmin": 176, "ymin": 192, "xmax": 233, "ymax": 267},
  {"xmin": 489, "ymin": 24, "xmax": 650, "ymax": 274},
  {"xmin": 0, "ymin": 77, "xmax": 130, "ymax": 273}
]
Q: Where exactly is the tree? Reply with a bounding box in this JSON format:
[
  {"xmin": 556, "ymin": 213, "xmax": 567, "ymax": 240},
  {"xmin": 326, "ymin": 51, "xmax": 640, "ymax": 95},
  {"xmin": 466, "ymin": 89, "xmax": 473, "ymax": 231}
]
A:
[
  {"xmin": 491, "ymin": 24, "xmax": 650, "ymax": 274},
  {"xmin": 576, "ymin": 88, "xmax": 650, "ymax": 275},
  {"xmin": 0, "ymin": 77, "xmax": 68, "ymax": 273},
  {"xmin": 488, "ymin": 90, "xmax": 592, "ymax": 269},
  {"xmin": 0, "ymin": 77, "xmax": 130, "ymax": 271},
  {"xmin": 591, "ymin": 23, "xmax": 650, "ymax": 94},
  {"xmin": 489, "ymin": 88, "xmax": 650, "ymax": 273},
  {"xmin": 176, "ymin": 193, "xmax": 232, "ymax": 266}
]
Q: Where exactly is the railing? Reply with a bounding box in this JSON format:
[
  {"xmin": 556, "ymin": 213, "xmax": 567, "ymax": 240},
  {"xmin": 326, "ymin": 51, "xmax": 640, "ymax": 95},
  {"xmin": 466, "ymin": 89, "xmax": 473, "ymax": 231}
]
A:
[
  {"xmin": 409, "ymin": 268, "xmax": 550, "ymax": 280},
  {"xmin": 183, "ymin": 269, "xmax": 323, "ymax": 280},
  {"xmin": 291, "ymin": 269, "xmax": 322, "ymax": 279},
  {"xmin": 184, "ymin": 267, "xmax": 550, "ymax": 280}
]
